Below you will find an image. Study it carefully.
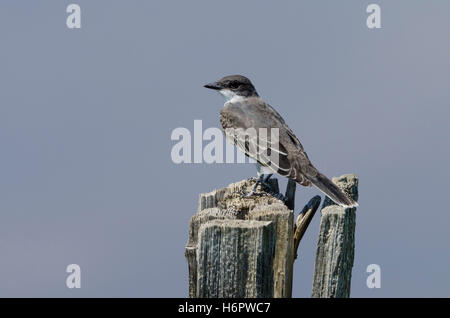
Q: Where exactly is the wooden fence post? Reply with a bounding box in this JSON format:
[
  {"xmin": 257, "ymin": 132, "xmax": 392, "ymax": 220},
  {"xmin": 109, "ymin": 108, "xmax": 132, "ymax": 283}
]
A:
[
  {"xmin": 196, "ymin": 219, "xmax": 276, "ymax": 297},
  {"xmin": 311, "ymin": 174, "xmax": 359, "ymax": 298},
  {"xmin": 185, "ymin": 178, "xmax": 295, "ymax": 298},
  {"xmin": 186, "ymin": 173, "xmax": 358, "ymax": 298}
]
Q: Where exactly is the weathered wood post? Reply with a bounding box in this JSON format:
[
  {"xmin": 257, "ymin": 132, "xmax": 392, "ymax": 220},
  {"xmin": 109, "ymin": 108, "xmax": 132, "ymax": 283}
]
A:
[
  {"xmin": 185, "ymin": 178, "xmax": 295, "ymax": 298},
  {"xmin": 197, "ymin": 220, "xmax": 276, "ymax": 297},
  {"xmin": 186, "ymin": 173, "xmax": 358, "ymax": 298},
  {"xmin": 311, "ymin": 174, "xmax": 359, "ymax": 298}
]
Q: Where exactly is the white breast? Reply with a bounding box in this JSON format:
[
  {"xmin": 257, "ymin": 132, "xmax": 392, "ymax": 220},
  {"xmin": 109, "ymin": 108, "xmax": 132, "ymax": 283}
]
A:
[{"xmin": 219, "ymin": 89, "xmax": 246, "ymax": 103}]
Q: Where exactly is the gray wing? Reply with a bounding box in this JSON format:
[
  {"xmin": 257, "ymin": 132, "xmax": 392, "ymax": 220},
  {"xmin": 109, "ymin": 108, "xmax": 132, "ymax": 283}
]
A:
[{"xmin": 220, "ymin": 98, "xmax": 317, "ymax": 186}]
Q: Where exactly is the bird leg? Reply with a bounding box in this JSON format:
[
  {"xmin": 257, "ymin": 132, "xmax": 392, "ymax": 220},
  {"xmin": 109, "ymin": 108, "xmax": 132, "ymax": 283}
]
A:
[
  {"xmin": 260, "ymin": 174, "xmax": 287, "ymax": 202},
  {"xmin": 243, "ymin": 175, "xmax": 263, "ymax": 198},
  {"xmin": 243, "ymin": 174, "xmax": 287, "ymax": 202}
]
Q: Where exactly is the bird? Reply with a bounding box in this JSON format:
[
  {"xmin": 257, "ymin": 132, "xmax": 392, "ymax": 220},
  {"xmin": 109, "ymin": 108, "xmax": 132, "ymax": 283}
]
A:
[{"xmin": 204, "ymin": 75, "xmax": 358, "ymax": 208}]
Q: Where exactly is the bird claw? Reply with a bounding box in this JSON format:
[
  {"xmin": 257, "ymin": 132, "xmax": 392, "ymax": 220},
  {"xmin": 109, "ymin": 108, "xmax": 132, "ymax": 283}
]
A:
[
  {"xmin": 274, "ymin": 192, "xmax": 287, "ymax": 202},
  {"xmin": 237, "ymin": 176, "xmax": 287, "ymax": 202},
  {"xmin": 261, "ymin": 184, "xmax": 287, "ymax": 202},
  {"xmin": 239, "ymin": 190, "xmax": 263, "ymax": 199}
]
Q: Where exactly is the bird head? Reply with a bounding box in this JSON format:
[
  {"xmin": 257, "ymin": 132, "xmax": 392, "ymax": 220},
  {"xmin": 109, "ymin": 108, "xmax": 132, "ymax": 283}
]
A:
[{"xmin": 204, "ymin": 75, "xmax": 258, "ymax": 101}]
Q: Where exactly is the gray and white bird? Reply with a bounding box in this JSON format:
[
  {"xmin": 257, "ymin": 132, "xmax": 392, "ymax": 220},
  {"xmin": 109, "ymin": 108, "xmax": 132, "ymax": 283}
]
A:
[{"xmin": 204, "ymin": 75, "xmax": 358, "ymax": 208}]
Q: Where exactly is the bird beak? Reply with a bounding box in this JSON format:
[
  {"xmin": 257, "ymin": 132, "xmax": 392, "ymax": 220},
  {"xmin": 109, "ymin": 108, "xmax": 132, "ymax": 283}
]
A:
[{"xmin": 203, "ymin": 81, "xmax": 223, "ymax": 90}]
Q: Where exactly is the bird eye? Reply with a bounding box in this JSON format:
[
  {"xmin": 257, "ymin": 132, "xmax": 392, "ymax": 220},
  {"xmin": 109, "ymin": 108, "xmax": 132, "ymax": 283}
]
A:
[{"xmin": 229, "ymin": 82, "xmax": 239, "ymax": 89}]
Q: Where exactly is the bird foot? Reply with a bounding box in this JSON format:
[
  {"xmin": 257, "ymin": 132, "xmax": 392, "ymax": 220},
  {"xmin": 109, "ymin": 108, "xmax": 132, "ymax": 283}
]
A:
[
  {"xmin": 235, "ymin": 176, "xmax": 287, "ymax": 202},
  {"xmin": 261, "ymin": 182, "xmax": 287, "ymax": 202},
  {"xmin": 239, "ymin": 189, "xmax": 264, "ymax": 199},
  {"xmin": 238, "ymin": 180, "xmax": 287, "ymax": 202}
]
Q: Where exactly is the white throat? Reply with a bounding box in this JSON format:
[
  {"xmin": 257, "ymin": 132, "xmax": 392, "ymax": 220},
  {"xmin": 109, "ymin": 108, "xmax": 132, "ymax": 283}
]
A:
[{"xmin": 219, "ymin": 89, "xmax": 246, "ymax": 103}]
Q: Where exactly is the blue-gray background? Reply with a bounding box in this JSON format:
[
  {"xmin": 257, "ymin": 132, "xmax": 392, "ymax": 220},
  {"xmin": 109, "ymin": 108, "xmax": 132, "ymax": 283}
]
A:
[{"xmin": 0, "ymin": 1, "xmax": 449, "ymax": 297}]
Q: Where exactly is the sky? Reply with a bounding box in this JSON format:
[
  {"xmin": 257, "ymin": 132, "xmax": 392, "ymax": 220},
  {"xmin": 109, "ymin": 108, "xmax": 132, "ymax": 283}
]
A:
[{"xmin": 0, "ymin": 1, "xmax": 449, "ymax": 297}]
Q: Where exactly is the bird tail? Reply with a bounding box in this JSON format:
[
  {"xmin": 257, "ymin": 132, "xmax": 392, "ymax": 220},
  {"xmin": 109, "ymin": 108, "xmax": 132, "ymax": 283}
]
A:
[{"xmin": 309, "ymin": 172, "xmax": 358, "ymax": 208}]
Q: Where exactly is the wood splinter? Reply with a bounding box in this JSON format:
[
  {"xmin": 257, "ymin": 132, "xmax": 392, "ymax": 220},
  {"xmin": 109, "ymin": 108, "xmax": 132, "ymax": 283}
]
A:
[{"xmin": 293, "ymin": 195, "xmax": 321, "ymax": 260}]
